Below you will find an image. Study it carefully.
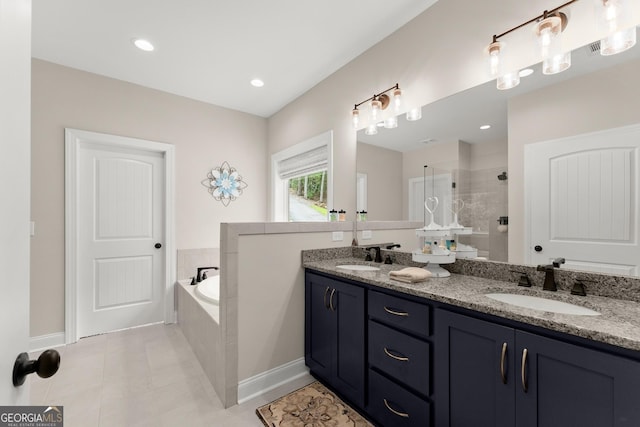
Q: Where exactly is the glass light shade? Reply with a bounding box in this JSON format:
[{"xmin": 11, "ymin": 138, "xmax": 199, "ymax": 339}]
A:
[
  {"xmin": 601, "ymin": 26, "xmax": 637, "ymax": 55},
  {"xmin": 365, "ymin": 124, "xmax": 378, "ymax": 135},
  {"xmin": 542, "ymin": 51, "xmax": 571, "ymax": 74},
  {"xmin": 351, "ymin": 109, "xmax": 360, "ymax": 128},
  {"xmin": 535, "ymin": 16, "xmax": 562, "ymax": 59},
  {"xmin": 486, "ymin": 41, "xmax": 505, "ymax": 77},
  {"xmin": 393, "ymin": 88, "xmax": 402, "ymax": 113},
  {"xmin": 496, "ymin": 71, "xmax": 520, "ymax": 90},
  {"xmin": 370, "ymin": 99, "xmax": 382, "ymax": 121},
  {"xmin": 406, "ymin": 107, "xmax": 422, "ymax": 121},
  {"xmin": 383, "ymin": 116, "xmax": 398, "ymax": 129}
]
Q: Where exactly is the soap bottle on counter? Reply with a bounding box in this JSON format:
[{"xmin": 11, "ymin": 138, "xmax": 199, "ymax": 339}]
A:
[
  {"xmin": 329, "ymin": 209, "xmax": 338, "ymax": 222},
  {"xmin": 338, "ymin": 210, "xmax": 346, "ymax": 221}
]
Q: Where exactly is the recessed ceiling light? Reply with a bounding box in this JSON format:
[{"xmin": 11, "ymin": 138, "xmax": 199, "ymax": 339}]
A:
[
  {"xmin": 519, "ymin": 68, "xmax": 534, "ymax": 77},
  {"xmin": 133, "ymin": 38, "xmax": 154, "ymax": 52},
  {"xmin": 250, "ymin": 79, "xmax": 264, "ymax": 88},
  {"xmin": 480, "ymin": 125, "xmax": 491, "ymax": 130}
]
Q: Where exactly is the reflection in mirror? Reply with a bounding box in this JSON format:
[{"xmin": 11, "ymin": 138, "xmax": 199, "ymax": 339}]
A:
[{"xmin": 357, "ymin": 36, "xmax": 640, "ymax": 268}]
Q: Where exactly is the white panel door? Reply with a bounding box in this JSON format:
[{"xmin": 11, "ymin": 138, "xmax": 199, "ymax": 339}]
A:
[
  {"xmin": 526, "ymin": 124, "xmax": 640, "ymax": 276},
  {"xmin": 0, "ymin": 0, "xmax": 30, "ymax": 404},
  {"xmin": 78, "ymin": 143, "xmax": 165, "ymax": 337}
]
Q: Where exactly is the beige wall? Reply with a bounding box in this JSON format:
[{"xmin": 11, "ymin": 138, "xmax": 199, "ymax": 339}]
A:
[
  {"xmin": 356, "ymin": 142, "xmax": 403, "ymax": 220},
  {"xmin": 236, "ymin": 225, "xmax": 422, "ymax": 382},
  {"xmin": 267, "ymin": 0, "xmax": 636, "ymax": 223},
  {"xmin": 31, "ymin": 59, "xmax": 268, "ymax": 337},
  {"xmin": 508, "ymin": 58, "xmax": 640, "ymax": 263}
]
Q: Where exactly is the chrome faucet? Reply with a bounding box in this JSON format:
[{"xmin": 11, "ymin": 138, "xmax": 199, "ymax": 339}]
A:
[{"xmin": 536, "ymin": 258, "xmax": 565, "ymax": 291}]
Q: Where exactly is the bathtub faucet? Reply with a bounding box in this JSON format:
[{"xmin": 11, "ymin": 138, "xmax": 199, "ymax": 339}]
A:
[{"xmin": 196, "ymin": 266, "xmax": 219, "ymax": 283}]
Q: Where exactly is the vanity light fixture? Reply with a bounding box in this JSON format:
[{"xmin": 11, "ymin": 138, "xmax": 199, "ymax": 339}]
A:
[
  {"xmin": 597, "ymin": 0, "xmax": 637, "ymax": 56},
  {"xmin": 486, "ymin": 0, "xmax": 576, "ymax": 88},
  {"xmin": 351, "ymin": 83, "xmax": 404, "ymax": 129}
]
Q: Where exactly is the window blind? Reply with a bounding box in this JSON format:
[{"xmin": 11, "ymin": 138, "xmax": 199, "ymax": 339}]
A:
[{"xmin": 277, "ymin": 145, "xmax": 328, "ymax": 179}]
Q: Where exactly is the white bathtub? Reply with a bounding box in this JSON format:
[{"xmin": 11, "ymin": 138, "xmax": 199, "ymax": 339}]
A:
[{"xmin": 195, "ymin": 275, "xmax": 220, "ymax": 305}]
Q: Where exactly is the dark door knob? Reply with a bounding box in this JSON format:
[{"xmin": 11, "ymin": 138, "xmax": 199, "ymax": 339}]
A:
[
  {"xmin": 534, "ymin": 245, "xmax": 543, "ymax": 252},
  {"xmin": 154, "ymin": 243, "xmax": 162, "ymax": 249},
  {"xmin": 13, "ymin": 349, "xmax": 60, "ymax": 387}
]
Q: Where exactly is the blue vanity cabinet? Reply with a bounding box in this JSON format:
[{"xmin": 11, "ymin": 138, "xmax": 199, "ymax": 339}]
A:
[
  {"xmin": 516, "ymin": 331, "xmax": 640, "ymax": 427},
  {"xmin": 367, "ymin": 290, "xmax": 432, "ymax": 426},
  {"xmin": 305, "ymin": 271, "xmax": 366, "ymax": 409},
  {"xmin": 435, "ymin": 309, "xmax": 515, "ymax": 427},
  {"xmin": 436, "ymin": 309, "xmax": 640, "ymax": 427}
]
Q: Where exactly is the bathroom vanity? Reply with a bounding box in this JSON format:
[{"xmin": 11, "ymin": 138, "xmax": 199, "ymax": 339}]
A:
[{"xmin": 304, "ymin": 253, "xmax": 640, "ymax": 427}]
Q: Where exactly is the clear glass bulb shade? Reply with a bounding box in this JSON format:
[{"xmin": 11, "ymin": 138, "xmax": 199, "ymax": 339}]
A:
[
  {"xmin": 351, "ymin": 109, "xmax": 360, "ymax": 129},
  {"xmin": 486, "ymin": 41, "xmax": 505, "ymax": 77},
  {"xmin": 542, "ymin": 51, "xmax": 571, "ymax": 74},
  {"xmin": 393, "ymin": 88, "xmax": 402, "ymax": 113},
  {"xmin": 535, "ymin": 16, "xmax": 562, "ymax": 60},
  {"xmin": 406, "ymin": 107, "xmax": 422, "ymax": 121},
  {"xmin": 601, "ymin": 26, "xmax": 637, "ymax": 55},
  {"xmin": 496, "ymin": 71, "xmax": 520, "ymax": 90},
  {"xmin": 383, "ymin": 116, "xmax": 398, "ymax": 129},
  {"xmin": 370, "ymin": 99, "xmax": 382, "ymax": 121},
  {"xmin": 365, "ymin": 124, "xmax": 378, "ymax": 135}
]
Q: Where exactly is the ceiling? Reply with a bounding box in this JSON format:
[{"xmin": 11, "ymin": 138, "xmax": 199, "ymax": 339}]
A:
[
  {"xmin": 358, "ymin": 32, "xmax": 640, "ymax": 152},
  {"xmin": 31, "ymin": 0, "xmax": 438, "ymax": 118}
]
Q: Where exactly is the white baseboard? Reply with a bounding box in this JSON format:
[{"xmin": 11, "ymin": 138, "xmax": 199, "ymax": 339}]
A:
[
  {"xmin": 238, "ymin": 357, "xmax": 309, "ymax": 404},
  {"xmin": 30, "ymin": 332, "xmax": 66, "ymax": 353}
]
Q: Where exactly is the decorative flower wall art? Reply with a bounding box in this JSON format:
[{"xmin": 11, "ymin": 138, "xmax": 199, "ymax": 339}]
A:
[{"xmin": 202, "ymin": 161, "xmax": 247, "ymax": 206}]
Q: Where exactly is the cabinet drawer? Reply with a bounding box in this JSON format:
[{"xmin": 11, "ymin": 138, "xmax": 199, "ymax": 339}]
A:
[
  {"xmin": 369, "ymin": 320, "xmax": 430, "ymax": 396},
  {"xmin": 368, "ymin": 369, "xmax": 430, "ymax": 427},
  {"xmin": 369, "ymin": 290, "xmax": 430, "ymax": 337}
]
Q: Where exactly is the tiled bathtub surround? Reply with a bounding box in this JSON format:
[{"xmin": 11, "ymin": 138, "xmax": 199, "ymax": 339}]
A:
[
  {"xmin": 302, "ymin": 248, "xmax": 640, "ymax": 351},
  {"xmin": 176, "ymin": 247, "xmax": 224, "ymax": 407},
  {"xmin": 176, "ymin": 280, "xmax": 224, "ymax": 403},
  {"xmin": 177, "ymin": 248, "xmax": 220, "ymax": 280}
]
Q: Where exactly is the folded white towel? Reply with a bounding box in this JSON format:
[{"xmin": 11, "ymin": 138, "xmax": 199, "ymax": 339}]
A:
[{"xmin": 389, "ymin": 267, "xmax": 432, "ymax": 283}]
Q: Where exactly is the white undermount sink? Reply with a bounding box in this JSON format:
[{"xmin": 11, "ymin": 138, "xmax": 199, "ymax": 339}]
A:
[
  {"xmin": 485, "ymin": 293, "xmax": 600, "ymax": 316},
  {"xmin": 336, "ymin": 264, "xmax": 380, "ymax": 272}
]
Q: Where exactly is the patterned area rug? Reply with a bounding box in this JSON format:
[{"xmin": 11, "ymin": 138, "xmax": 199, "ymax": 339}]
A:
[{"xmin": 256, "ymin": 381, "xmax": 373, "ymax": 427}]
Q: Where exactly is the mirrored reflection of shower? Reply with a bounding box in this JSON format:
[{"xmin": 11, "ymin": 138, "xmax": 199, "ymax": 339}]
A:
[{"xmin": 421, "ymin": 165, "xmax": 453, "ymax": 227}]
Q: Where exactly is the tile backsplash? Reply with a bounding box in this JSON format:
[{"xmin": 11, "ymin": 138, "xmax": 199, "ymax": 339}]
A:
[{"xmin": 177, "ymin": 248, "xmax": 220, "ymax": 280}]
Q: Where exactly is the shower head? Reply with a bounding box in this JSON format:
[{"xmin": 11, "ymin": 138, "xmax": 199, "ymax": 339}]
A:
[{"xmin": 497, "ymin": 171, "xmax": 508, "ymax": 181}]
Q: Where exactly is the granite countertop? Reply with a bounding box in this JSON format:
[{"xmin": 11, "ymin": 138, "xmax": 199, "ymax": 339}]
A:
[{"xmin": 303, "ymin": 257, "xmax": 640, "ymax": 352}]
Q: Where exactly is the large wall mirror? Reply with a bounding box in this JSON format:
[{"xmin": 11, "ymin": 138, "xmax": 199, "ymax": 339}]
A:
[{"xmin": 356, "ymin": 36, "xmax": 640, "ymax": 273}]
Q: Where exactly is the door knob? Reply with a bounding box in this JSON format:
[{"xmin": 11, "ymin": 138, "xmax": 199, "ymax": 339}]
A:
[
  {"xmin": 154, "ymin": 243, "xmax": 162, "ymax": 249},
  {"xmin": 13, "ymin": 349, "xmax": 60, "ymax": 387},
  {"xmin": 534, "ymin": 245, "xmax": 543, "ymax": 252}
]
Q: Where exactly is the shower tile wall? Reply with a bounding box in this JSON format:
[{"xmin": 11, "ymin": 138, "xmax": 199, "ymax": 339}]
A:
[
  {"xmin": 177, "ymin": 248, "xmax": 220, "ymax": 280},
  {"xmin": 457, "ymin": 167, "xmax": 508, "ymax": 261}
]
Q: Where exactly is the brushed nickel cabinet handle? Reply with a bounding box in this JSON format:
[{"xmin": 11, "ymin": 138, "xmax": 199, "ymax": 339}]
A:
[
  {"xmin": 521, "ymin": 348, "xmax": 528, "ymax": 393},
  {"xmin": 329, "ymin": 288, "xmax": 336, "ymax": 311},
  {"xmin": 383, "ymin": 399, "xmax": 409, "ymax": 418},
  {"xmin": 383, "ymin": 306, "xmax": 409, "ymax": 317},
  {"xmin": 500, "ymin": 342, "xmax": 508, "ymax": 384},
  {"xmin": 384, "ymin": 347, "xmax": 409, "ymax": 362},
  {"xmin": 323, "ymin": 287, "xmax": 330, "ymax": 310}
]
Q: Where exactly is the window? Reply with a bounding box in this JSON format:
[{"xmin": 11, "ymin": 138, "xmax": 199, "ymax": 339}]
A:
[{"xmin": 271, "ymin": 131, "xmax": 333, "ymax": 222}]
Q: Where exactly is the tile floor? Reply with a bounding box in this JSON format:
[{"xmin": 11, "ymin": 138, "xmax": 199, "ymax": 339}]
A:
[{"xmin": 30, "ymin": 323, "xmax": 314, "ymax": 426}]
